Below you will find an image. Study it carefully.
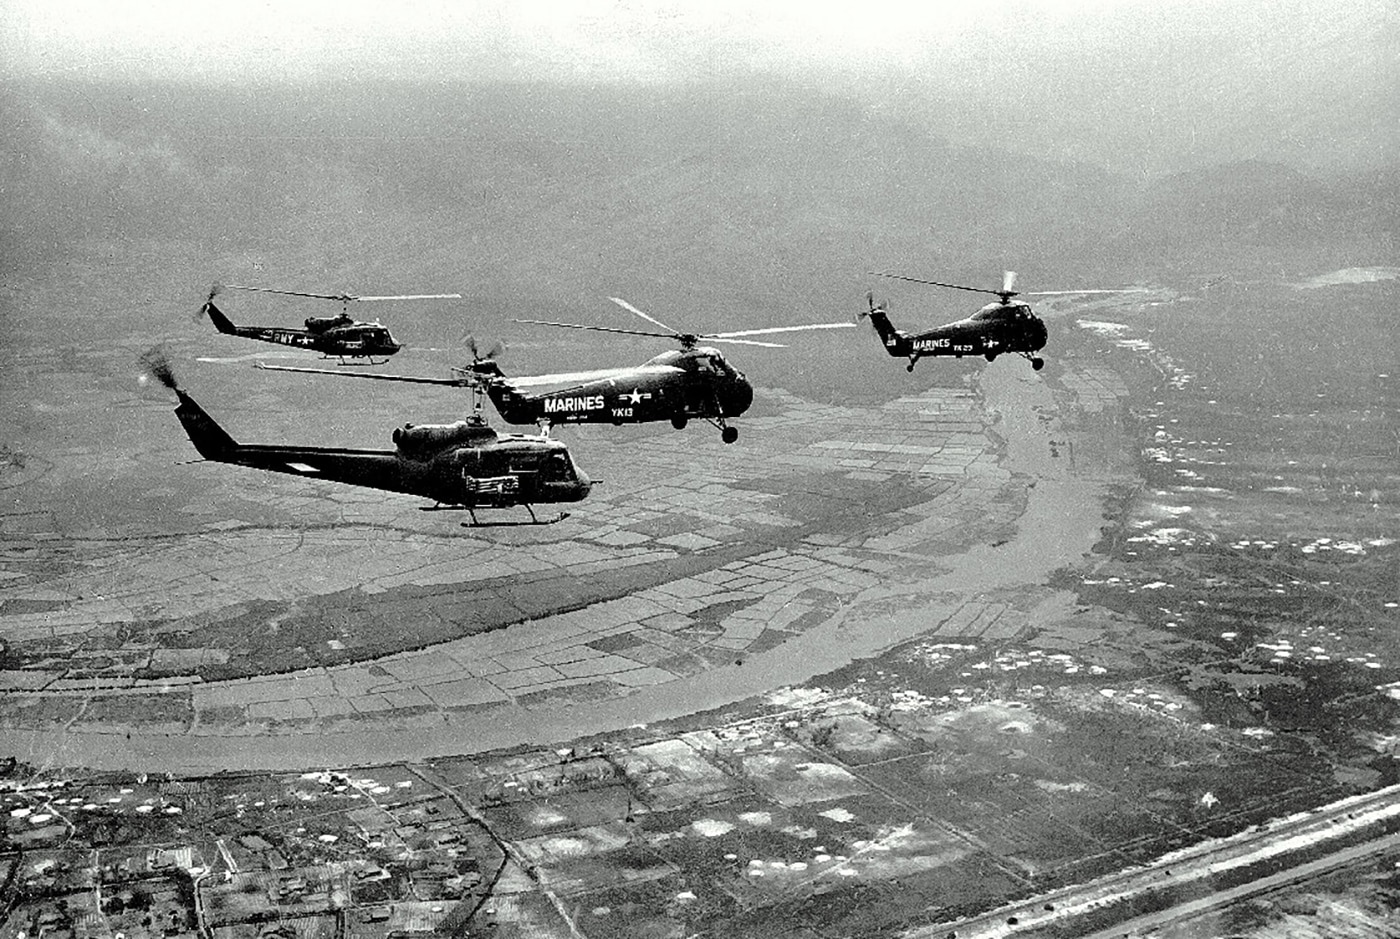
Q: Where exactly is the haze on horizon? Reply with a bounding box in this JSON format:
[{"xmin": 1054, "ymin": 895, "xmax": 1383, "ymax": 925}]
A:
[{"xmin": 3, "ymin": 0, "xmax": 1394, "ymax": 178}]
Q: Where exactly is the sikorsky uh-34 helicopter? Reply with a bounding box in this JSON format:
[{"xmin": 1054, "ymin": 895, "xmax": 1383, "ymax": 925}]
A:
[
  {"xmin": 860, "ymin": 271, "xmax": 1058, "ymax": 372},
  {"xmin": 198, "ymin": 284, "xmax": 462, "ymax": 364},
  {"xmin": 862, "ymin": 268, "xmax": 1146, "ymax": 374},
  {"xmin": 257, "ymin": 297, "xmax": 855, "ymax": 443},
  {"xmin": 144, "ymin": 348, "xmax": 591, "ymax": 526}
]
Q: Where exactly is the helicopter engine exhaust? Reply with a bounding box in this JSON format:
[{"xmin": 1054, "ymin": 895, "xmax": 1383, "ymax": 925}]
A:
[{"xmin": 392, "ymin": 421, "xmax": 494, "ymax": 457}]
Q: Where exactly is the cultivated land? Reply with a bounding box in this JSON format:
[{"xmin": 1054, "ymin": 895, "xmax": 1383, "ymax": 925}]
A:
[{"xmin": 1, "ymin": 270, "xmax": 1396, "ymax": 936}]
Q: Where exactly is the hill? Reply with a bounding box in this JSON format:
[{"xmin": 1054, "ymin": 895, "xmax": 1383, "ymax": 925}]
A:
[{"xmin": 1, "ymin": 76, "xmax": 1391, "ymax": 356}]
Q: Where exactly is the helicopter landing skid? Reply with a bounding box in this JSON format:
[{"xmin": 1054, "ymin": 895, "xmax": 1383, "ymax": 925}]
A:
[
  {"xmin": 461, "ymin": 511, "xmax": 570, "ymax": 528},
  {"xmin": 419, "ymin": 504, "xmax": 571, "ymax": 526},
  {"xmin": 325, "ymin": 356, "xmax": 391, "ymax": 366}
]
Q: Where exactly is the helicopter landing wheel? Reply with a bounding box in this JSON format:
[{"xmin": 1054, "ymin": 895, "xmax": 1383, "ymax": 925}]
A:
[
  {"xmin": 906, "ymin": 363, "xmax": 916, "ymax": 373},
  {"xmin": 721, "ymin": 426, "xmax": 739, "ymax": 444},
  {"xmin": 985, "ymin": 352, "xmax": 998, "ymax": 362},
  {"xmin": 1031, "ymin": 357, "xmax": 1044, "ymax": 371},
  {"xmin": 671, "ymin": 415, "xmax": 688, "ymax": 430}
]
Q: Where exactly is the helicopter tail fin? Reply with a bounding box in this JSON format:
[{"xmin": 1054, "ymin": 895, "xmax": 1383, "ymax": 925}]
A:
[
  {"xmin": 200, "ymin": 300, "xmax": 238, "ymax": 335},
  {"xmin": 859, "ymin": 292, "xmax": 910, "ymax": 357},
  {"xmin": 481, "ymin": 378, "xmax": 531, "ymax": 423},
  {"xmin": 174, "ymin": 391, "xmax": 239, "ymax": 461}
]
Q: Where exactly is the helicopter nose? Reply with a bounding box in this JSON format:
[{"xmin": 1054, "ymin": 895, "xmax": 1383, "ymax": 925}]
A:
[
  {"xmin": 728, "ymin": 376, "xmax": 754, "ymax": 416},
  {"xmin": 573, "ymin": 467, "xmax": 593, "ymax": 501}
]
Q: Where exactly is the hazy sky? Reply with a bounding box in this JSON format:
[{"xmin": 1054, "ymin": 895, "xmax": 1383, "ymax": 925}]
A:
[
  {"xmin": 2, "ymin": 0, "xmax": 1392, "ymax": 177},
  {"xmin": 3, "ymin": 0, "xmax": 1387, "ymax": 85}
]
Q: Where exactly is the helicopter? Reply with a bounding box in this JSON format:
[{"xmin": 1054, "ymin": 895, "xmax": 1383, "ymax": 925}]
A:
[
  {"xmin": 859, "ymin": 270, "xmax": 1061, "ymax": 372},
  {"xmin": 197, "ymin": 284, "xmax": 462, "ymax": 364},
  {"xmin": 143, "ymin": 348, "xmax": 591, "ymax": 526},
  {"xmin": 861, "ymin": 270, "xmax": 1150, "ymax": 373},
  {"xmin": 255, "ymin": 297, "xmax": 855, "ymax": 443}
]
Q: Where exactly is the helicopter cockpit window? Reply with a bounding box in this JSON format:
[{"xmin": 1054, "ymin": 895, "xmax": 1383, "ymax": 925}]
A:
[
  {"xmin": 542, "ymin": 451, "xmax": 575, "ymax": 482},
  {"xmin": 694, "ymin": 354, "xmax": 721, "ymax": 374}
]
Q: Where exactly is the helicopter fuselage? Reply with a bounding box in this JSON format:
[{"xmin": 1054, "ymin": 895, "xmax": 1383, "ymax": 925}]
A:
[
  {"xmin": 485, "ymin": 346, "xmax": 754, "ymax": 437},
  {"xmin": 865, "ymin": 300, "xmax": 1048, "ymax": 371},
  {"xmin": 174, "ymin": 391, "xmax": 591, "ymax": 514},
  {"xmin": 201, "ymin": 300, "xmax": 402, "ymax": 360}
]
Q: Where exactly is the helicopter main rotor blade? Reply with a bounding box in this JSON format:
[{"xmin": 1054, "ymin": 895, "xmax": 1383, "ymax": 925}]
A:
[
  {"xmin": 868, "ymin": 271, "xmax": 1005, "ymax": 297},
  {"xmin": 708, "ymin": 322, "xmax": 856, "ymax": 339},
  {"xmin": 503, "ymin": 364, "xmax": 686, "ymax": 388},
  {"xmin": 608, "ymin": 297, "xmax": 681, "ymax": 336},
  {"xmin": 515, "ymin": 318, "xmax": 676, "ymax": 340},
  {"xmin": 703, "ymin": 337, "xmax": 787, "ymax": 348},
  {"xmin": 352, "ymin": 293, "xmax": 463, "ymax": 302},
  {"xmin": 223, "ymin": 285, "xmax": 461, "ymax": 302},
  {"xmin": 1022, "ymin": 288, "xmax": 1151, "ymax": 296},
  {"xmin": 223, "ymin": 284, "xmax": 351, "ymax": 301},
  {"xmin": 255, "ymin": 363, "xmax": 472, "ymax": 386}
]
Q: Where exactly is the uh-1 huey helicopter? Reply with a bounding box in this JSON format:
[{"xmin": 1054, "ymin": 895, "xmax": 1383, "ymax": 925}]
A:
[
  {"xmin": 142, "ymin": 347, "xmax": 592, "ymax": 526},
  {"xmin": 255, "ymin": 297, "xmax": 855, "ymax": 444},
  {"xmin": 197, "ymin": 284, "xmax": 462, "ymax": 364}
]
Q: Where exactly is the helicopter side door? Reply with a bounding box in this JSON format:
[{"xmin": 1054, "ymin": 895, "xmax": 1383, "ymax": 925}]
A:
[
  {"xmin": 682, "ymin": 353, "xmax": 725, "ymax": 415},
  {"xmin": 458, "ymin": 446, "xmax": 525, "ymax": 506}
]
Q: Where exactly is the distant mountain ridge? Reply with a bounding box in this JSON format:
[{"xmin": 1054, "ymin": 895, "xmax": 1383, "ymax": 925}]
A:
[
  {"xmin": 2, "ymin": 78, "xmax": 1392, "ymax": 288},
  {"xmin": 1133, "ymin": 159, "xmax": 1398, "ymax": 251}
]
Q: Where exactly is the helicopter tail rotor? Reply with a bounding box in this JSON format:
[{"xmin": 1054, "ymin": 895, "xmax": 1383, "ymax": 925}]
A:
[
  {"xmin": 194, "ymin": 292, "xmax": 238, "ymax": 335},
  {"xmin": 860, "ymin": 291, "xmax": 889, "ymax": 324},
  {"xmin": 455, "ymin": 336, "xmax": 506, "ymax": 417},
  {"xmin": 138, "ymin": 345, "xmax": 239, "ymax": 458},
  {"xmin": 453, "ymin": 335, "xmax": 506, "ymax": 382},
  {"xmin": 194, "ymin": 284, "xmax": 222, "ymax": 323},
  {"xmin": 468, "ymin": 336, "xmax": 505, "ymax": 363},
  {"xmin": 138, "ymin": 345, "xmax": 180, "ymax": 392}
]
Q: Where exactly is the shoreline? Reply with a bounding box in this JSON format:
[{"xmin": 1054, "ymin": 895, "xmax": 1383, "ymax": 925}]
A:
[{"xmin": 0, "ymin": 361, "xmax": 1120, "ymax": 774}]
